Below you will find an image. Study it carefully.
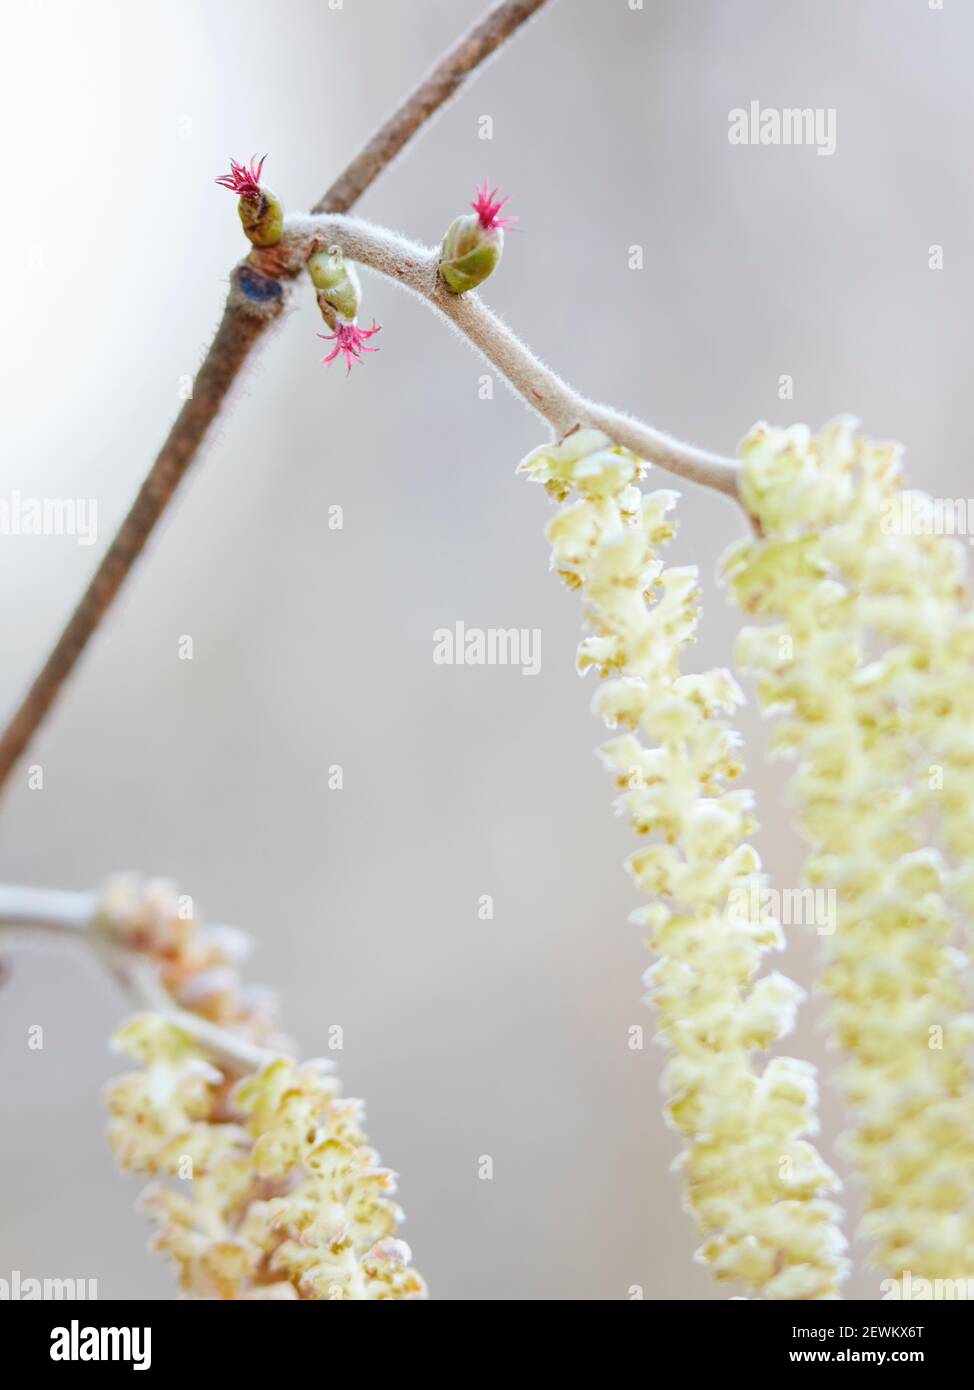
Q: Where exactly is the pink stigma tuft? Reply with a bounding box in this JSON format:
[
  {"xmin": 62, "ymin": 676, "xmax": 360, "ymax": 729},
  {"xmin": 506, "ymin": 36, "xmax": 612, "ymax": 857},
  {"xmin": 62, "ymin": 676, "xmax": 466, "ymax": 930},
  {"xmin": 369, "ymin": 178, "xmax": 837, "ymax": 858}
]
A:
[
  {"xmin": 318, "ymin": 320, "xmax": 382, "ymax": 374},
  {"xmin": 215, "ymin": 155, "xmax": 267, "ymax": 199},
  {"xmin": 471, "ymin": 180, "xmax": 514, "ymax": 232}
]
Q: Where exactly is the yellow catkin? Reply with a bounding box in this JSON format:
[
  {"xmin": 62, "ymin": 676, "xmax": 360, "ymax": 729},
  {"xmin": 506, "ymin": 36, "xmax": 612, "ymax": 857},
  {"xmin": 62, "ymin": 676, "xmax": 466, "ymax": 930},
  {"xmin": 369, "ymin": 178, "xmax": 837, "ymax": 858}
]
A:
[
  {"xmin": 99, "ymin": 875, "xmax": 425, "ymax": 1300},
  {"xmin": 723, "ymin": 416, "xmax": 974, "ymax": 1284},
  {"xmin": 520, "ymin": 429, "xmax": 847, "ymax": 1298}
]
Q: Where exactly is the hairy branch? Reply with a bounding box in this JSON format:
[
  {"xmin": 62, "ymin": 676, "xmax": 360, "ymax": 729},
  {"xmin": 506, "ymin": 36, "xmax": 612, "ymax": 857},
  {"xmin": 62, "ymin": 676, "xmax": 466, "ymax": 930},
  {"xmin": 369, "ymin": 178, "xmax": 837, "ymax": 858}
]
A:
[
  {"xmin": 286, "ymin": 214, "xmax": 742, "ymax": 496},
  {"xmin": 0, "ymin": 884, "xmax": 283, "ymax": 1074},
  {"xmin": 0, "ymin": 0, "xmax": 549, "ymax": 794}
]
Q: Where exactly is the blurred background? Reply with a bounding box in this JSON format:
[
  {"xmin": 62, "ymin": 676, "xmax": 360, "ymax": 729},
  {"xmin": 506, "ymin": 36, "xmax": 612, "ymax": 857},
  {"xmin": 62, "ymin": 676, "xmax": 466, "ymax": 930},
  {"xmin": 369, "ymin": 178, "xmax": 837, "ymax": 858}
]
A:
[{"xmin": 0, "ymin": 0, "xmax": 970, "ymax": 1300}]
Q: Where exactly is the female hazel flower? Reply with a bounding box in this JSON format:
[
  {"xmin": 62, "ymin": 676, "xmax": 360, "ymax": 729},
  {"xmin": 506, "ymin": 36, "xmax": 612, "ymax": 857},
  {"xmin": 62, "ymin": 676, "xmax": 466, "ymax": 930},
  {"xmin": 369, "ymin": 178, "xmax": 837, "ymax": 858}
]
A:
[
  {"xmin": 471, "ymin": 180, "xmax": 515, "ymax": 232},
  {"xmin": 318, "ymin": 320, "xmax": 382, "ymax": 373},
  {"xmin": 520, "ymin": 429, "xmax": 847, "ymax": 1298},
  {"xmin": 215, "ymin": 155, "xmax": 283, "ymax": 248},
  {"xmin": 438, "ymin": 182, "xmax": 512, "ymax": 294},
  {"xmin": 214, "ymin": 154, "xmax": 266, "ymax": 199},
  {"xmin": 309, "ymin": 245, "xmax": 381, "ymax": 373}
]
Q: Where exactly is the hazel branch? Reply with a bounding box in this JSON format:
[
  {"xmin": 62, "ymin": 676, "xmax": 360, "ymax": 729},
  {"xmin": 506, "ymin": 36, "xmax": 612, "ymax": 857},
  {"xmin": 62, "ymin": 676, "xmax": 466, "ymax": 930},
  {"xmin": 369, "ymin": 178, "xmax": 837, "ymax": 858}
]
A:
[
  {"xmin": 282, "ymin": 213, "xmax": 743, "ymax": 497},
  {"xmin": 0, "ymin": 0, "xmax": 550, "ymax": 795},
  {"xmin": 311, "ymin": 0, "xmax": 549, "ymax": 217}
]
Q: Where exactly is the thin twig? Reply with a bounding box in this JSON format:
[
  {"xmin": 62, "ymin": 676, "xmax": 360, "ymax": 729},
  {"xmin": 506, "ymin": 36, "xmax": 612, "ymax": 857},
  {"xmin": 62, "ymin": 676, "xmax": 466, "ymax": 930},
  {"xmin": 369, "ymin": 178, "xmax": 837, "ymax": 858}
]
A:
[
  {"xmin": 284, "ymin": 214, "xmax": 743, "ymax": 496},
  {"xmin": 0, "ymin": 0, "xmax": 549, "ymax": 794},
  {"xmin": 0, "ymin": 307, "xmax": 267, "ymax": 796},
  {"xmin": 312, "ymin": 0, "xmax": 549, "ymax": 216}
]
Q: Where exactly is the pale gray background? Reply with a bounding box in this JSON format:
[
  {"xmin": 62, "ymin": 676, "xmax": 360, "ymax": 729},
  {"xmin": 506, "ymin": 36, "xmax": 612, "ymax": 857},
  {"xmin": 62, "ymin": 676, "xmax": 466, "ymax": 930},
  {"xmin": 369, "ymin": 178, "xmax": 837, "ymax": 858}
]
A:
[{"xmin": 0, "ymin": 0, "xmax": 969, "ymax": 1300}]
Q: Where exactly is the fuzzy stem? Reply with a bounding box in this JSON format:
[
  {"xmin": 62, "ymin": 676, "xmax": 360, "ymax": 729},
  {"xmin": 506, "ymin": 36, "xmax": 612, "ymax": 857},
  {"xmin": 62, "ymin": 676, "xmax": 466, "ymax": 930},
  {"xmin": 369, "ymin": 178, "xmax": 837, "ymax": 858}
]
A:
[
  {"xmin": 0, "ymin": 884, "xmax": 96, "ymax": 932},
  {"xmin": 0, "ymin": 0, "xmax": 550, "ymax": 796},
  {"xmin": 289, "ymin": 214, "xmax": 742, "ymax": 497},
  {"xmin": 0, "ymin": 883, "xmax": 283, "ymax": 1074}
]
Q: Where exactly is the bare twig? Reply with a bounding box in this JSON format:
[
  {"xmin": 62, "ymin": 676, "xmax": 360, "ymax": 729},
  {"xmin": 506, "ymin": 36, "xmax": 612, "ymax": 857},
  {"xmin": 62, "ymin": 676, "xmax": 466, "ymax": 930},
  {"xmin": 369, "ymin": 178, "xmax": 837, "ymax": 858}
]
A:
[
  {"xmin": 0, "ymin": 307, "xmax": 267, "ymax": 795},
  {"xmin": 312, "ymin": 0, "xmax": 549, "ymax": 217},
  {"xmin": 0, "ymin": 0, "xmax": 549, "ymax": 794}
]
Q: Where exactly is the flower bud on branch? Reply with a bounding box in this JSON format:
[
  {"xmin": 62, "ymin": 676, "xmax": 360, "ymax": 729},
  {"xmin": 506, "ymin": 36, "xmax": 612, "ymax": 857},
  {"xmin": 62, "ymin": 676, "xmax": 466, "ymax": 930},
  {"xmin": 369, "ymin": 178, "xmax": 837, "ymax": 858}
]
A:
[
  {"xmin": 215, "ymin": 155, "xmax": 284, "ymax": 248},
  {"xmin": 309, "ymin": 244, "xmax": 363, "ymax": 325},
  {"xmin": 438, "ymin": 181, "xmax": 512, "ymax": 293},
  {"xmin": 308, "ymin": 244, "xmax": 382, "ymax": 372}
]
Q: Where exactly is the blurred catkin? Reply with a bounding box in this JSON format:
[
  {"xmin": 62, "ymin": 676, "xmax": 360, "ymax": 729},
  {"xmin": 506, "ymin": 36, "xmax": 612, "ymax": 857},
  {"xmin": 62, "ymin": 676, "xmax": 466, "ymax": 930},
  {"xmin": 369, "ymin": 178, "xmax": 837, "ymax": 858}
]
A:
[
  {"xmin": 100, "ymin": 876, "xmax": 425, "ymax": 1300},
  {"xmin": 725, "ymin": 419, "xmax": 974, "ymax": 1284}
]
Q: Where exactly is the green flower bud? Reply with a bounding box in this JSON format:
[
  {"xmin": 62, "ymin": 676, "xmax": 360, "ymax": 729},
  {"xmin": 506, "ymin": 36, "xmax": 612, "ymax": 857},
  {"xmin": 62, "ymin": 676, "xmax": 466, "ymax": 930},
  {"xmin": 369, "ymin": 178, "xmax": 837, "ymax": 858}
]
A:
[
  {"xmin": 439, "ymin": 215, "xmax": 502, "ymax": 294},
  {"xmin": 215, "ymin": 157, "xmax": 283, "ymax": 248},
  {"xmin": 237, "ymin": 188, "xmax": 284, "ymax": 248},
  {"xmin": 316, "ymin": 291, "xmax": 338, "ymax": 332},
  {"xmin": 438, "ymin": 182, "xmax": 513, "ymax": 295},
  {"xmin": 308, "ymin": 245, "xmax": 362, "ymax": 324}
]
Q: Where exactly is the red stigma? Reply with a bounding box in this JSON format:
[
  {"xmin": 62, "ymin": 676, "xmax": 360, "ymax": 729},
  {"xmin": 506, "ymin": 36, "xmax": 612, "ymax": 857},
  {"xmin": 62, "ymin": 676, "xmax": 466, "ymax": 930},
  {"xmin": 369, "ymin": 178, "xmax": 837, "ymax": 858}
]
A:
[
  {"xmin": 318, "ymin": 320, "xmax": 382, "ymax": 374},
  {"xmin": 215, "ymin": 155, "xmax": 267, "ymax": 199},
  {"xmin": 471, "ymin": 180, "xmax": 514, "ymax": 232}
]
